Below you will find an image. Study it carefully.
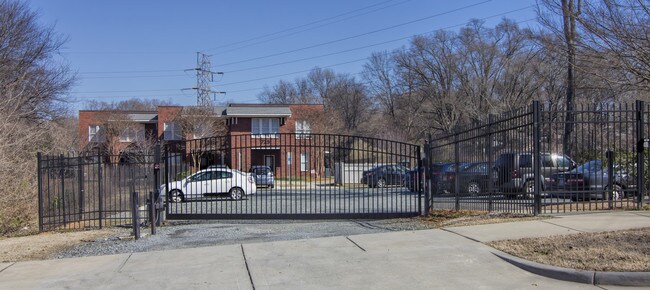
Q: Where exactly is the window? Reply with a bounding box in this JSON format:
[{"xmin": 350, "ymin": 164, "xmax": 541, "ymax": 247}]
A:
[
  {"xmin": 542, "ymin": 154, "xmax": 554, "ymax": 167},
  {"xmin": 519, "ymin": 155, "xmax": 532, "ymax": 168},
  {"xmin": 300, "ymin": 152, "xmax": 308, "ymax": 172},
  {"xmin": 163, "ymin": 122, "xmax": 182, "ymax": 141},
  {"xmin": 295, "ymin": 120, "xmax": 311, "ymax": 138},
  {"xmin": 119, "ymin": 126, "xmax": 144, "ymax": 142},
  {"xmin": 88, "ymin": 125, "xmax": 103, "ymax": 142},
  {"xmin": 216, "ymin": 171, "xmax": 233, "ymax": 179},
  {"xmin": 554, "ymin": 155, "xmax": 572, "ymax": 168},
  {"xmin": 252, "ymin": 118, "xmax": 280, "ymax": 137},
  {"xmin": 192, "ymin": 124, "xmax": 209, "ymax": 139}
]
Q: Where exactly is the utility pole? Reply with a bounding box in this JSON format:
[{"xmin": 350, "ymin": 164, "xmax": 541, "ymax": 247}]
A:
[{"xmin": 184, "ymin": 52, "xmax": 225, "ymax": 106}]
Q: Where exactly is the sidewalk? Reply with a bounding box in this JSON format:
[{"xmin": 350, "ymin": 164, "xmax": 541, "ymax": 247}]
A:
[{"xmin": 0, "ymin": 211, "xmax": 648, "ymax": 289}]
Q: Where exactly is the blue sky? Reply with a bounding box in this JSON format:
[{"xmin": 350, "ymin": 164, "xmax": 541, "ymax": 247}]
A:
[{"xmin": 26, "ymin": 0, "xmax": 538, "ymax": 110}]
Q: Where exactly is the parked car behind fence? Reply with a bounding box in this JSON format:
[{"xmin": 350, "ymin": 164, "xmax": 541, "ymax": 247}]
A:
[{"xmin": 549, "ymin": 160, "xmax": 633, "ymax": 201}]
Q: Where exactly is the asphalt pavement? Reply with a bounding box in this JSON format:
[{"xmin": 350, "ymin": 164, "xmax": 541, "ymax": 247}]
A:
[{"xmin": 1, "ymin": 211, "xmax": 649, "ymax": 289}]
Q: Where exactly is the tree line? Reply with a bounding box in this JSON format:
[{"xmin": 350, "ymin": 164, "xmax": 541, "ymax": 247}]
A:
[{"xmin": 258, "ymin": 0, "xmax": 650, "ymax": 145}]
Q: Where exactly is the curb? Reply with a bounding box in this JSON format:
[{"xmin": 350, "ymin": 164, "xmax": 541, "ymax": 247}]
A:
[{"xmin": 492, "ymin": 251, "xmax": 650, "ymax": 286}]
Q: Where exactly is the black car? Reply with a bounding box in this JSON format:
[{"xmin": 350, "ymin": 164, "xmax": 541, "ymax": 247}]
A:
[
  {"xmin": 361, "ymin": 164, "xmax": 409, "ymax": 188},
  {"xmin": 548, "ymin": 160, "xmax": 633, "ymax": 201},
  {"xmin": 440, "ymin": 162, "xmax": 493, "ymax": 196},
  {"xmin": 494, "ymin": 152, "xmax": 576, "ymax": 198},
  {"xmin": 404, "ymin": 162, "xmax": 458, "ymax": 193}
]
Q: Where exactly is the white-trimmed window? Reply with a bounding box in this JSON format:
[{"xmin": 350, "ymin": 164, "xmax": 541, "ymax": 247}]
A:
[
  {"xmin": 119, "ymin": 126, "xmax": 144, "ymax": 142},
  {"xmin": 163, "ymin": 122, "xmax": 182, "ymax": 141},
  {"xmin": 295, "ymin": 120, "xmax": 311, "ymax": 139},
  {"xmin": 88, "ymin": 125, "xmax": 103, "ymax": 142},
  {"xmin": 300, "ymin": 152, "xmax": 308, "ymax": 172},
  {"xmin": 252, "ymin": 118, "xmax": 280, "ymax": 137}
]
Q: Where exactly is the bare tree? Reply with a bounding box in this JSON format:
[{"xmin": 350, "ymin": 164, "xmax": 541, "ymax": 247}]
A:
[
  {"xmin": 83, "ymin": 98, "xmax": 176, "ymax": 111},
  {"xmin": 174, "ymin": 106, "xmax": 227, "ymax": 170},
  {"xmin": 538, "ymin": 0, "xmax": 582, "ymax": 156},
  {"xmin": 0, "ymin": 0, "xmax": 74, "ymax": 234},
  {"xmin": 577, "ymin": 0, "xmax": 650, "ymax": 93}
]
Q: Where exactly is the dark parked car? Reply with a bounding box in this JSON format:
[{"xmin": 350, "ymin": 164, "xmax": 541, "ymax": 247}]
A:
[
  {"xmin": 403, "ymin": 162, "xmax": 462, "ymax": 193},
  {"xmin": 440, "ymin": 162, "xmax": 493, "ymax": 196},
  {"xmin": 249, "ymin": 165, "xmax": 274, "ymax": 188},
  {"xmin": 494, "ymin": 152, "xmax": 576, "ymax": 198},
  {"xmin": 361, "ymin": 164, "xmax": 409, "ymax": 188},
  {"xmin": 548, "ymin": 160, "xmax": 633, "ymax": 201}
]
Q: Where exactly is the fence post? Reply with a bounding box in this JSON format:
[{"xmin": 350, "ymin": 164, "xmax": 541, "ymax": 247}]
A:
[
  {"xmin": 423, "ymin": 140, "xmax": 431, "ymax": 215},
  {"xmin": 60, "ymin": 154, "xmax": 67, "ymax": 224},
  {"xmin": 37, "ymin": 152, "xmax": 44, "ymax": 232},
  {"xmin": 533, "ymin": 101, "xmax": 542, "ymax": 215},
  {"xmin": 131, "ymin": 190, "xmax": 141, "ymax": 240},
  {"xmin": 636, "ymin": 100, "xmax": 645, "ymax": 209},
  {"xmin": 487, "ymin": 114, "xmax": 494, "ymax": 212},
  {"xmin": 606, "ymin": 150, "xmax": 615, "ymax": 209},
  {"xmin": 129, "ymin": 164, "xmax": 141, "ymax": 240},
  {"xmin": 78, "ymin": 155, "xmax": 84, "ymax": 222},
  {"xmin": 454, "ymin": 131, "xmax": 460, "ymax": 211},
  {"xmin": 97, "ymin": 148, "xmax": 103, "ymax": 229},
  {"xmin": 151, "ymin": 143, "xmax": 161, "ymax": 233}
]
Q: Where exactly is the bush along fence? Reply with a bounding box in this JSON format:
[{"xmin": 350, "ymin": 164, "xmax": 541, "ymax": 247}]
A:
[
  {"xmin": 424, "ymin": 100, "xmax": 650, "ymax": 215},
  {"xmin": 37, "ymin": 149, "xmax": 161, "ymax": 232}
]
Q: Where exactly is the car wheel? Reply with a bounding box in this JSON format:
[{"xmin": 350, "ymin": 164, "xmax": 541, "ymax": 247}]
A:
[
  {"xmin": 466, "ymin": 182, "xmax": 481, "ymax": 196},
  {"xmin": 229, "ymin": 187, "xmax": 244, "ymax": 200},
  {"xmin": 605, "ymin": 184, "xmax": 623, "ymax": 200},
  {"xmin": 168, "ymin": 189, "xmax": 184, "ymax": 203},
  {"xmin": 376, "ymin": 178, "xmax": 386, "ymax": 188},
  {"xmin": 523, "ymin": 180, "xmax": 535, "ymax": 199}
]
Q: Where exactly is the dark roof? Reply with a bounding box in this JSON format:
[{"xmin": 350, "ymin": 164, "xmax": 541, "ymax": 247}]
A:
[
  {"xmin": 126, "ymin": 113, "xmax": 158, "ymax": 123},
  {"xmin": 225, "ymin": 106, "xmax": 292, "ymax": 117}
]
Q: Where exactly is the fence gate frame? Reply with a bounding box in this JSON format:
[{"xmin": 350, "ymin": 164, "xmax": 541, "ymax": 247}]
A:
[{"xmin": 162, "ymin": 133, "xmax": 424, "ymax": 220}]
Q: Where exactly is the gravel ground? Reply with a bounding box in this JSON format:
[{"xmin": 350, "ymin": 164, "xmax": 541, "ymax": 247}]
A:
[{"xmin": 53, "ymin": 218, "xmax": 435, "ymax": 259}]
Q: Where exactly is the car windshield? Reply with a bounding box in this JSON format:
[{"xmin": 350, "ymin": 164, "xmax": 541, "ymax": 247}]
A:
[{"xmin": 574, "ymin": 160, "xmax": 603, "ymax": 172}]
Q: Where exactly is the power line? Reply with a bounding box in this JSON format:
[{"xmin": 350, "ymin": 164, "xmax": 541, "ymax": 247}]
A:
[
  {"xmin": 77, "ymin": 69, "xmax": 185, "ymax": 75},
  {"xmin": 81, "ymin": 74, "xmax": 189, "ymax": 79},
  {"xmin": 202, "ymin": 0, "xmax": 401, "ymax": 52},
  {"xmin": 216, "ymin": 0, "xmax": 492, "ymax": 67},
  {"xmin": 224, "ymin": 5, "xmax": 536, "ymax": 74},
  {"xmin": 210, "ymin": 0, "xmax": 414, "ymax": 55},
  {"xmin": 67, "ymin": 9, "xmax": 535, "ymax": 98},
  {"xmin": 70, "ymin": 88, "xmax": 182, "ymax": 94}
]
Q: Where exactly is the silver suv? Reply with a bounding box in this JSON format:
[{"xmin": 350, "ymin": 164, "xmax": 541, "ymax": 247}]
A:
[{"xmin": 494, "ymin": 152, "xmax": 576, "ymax": 198}]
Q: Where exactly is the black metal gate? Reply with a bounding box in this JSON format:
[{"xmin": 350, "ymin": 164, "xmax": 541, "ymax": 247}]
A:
[{"xmin": 163, "ymin": 133, "xmax": 422, "ymax": 219}]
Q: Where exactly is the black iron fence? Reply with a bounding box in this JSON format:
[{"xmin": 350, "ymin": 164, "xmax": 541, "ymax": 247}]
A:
[
  {"xmin": 163, "ymin": 133, "xmax": 422, "ymax": 219},
  {"xmin": 425, "ymin": 100, "xmax": 650, "ymax": 214},
  {"xmin": 37, "ymin": 101, "xmax": 650, "ymax": 232},
  {"xmin": 37, "ymin": 151, "xmax": 158, "ymax": 231}
]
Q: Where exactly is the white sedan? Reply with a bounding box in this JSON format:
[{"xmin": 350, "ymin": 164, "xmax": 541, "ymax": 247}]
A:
[{"xmin": 161, "ymin": 168, "xmax": 256, "ymax": 202}]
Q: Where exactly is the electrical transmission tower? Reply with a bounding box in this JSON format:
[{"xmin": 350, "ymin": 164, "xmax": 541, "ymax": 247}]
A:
[{"xmin": 185, "ymin": 52, "xmax": 225, "ymax": 106}]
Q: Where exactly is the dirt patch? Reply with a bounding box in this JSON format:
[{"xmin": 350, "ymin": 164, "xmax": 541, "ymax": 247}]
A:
[
  {"xmin": 0, "ymin": 227, "xmax": 130, "ymax": 262},
  {"xmin": 488, "ymin": 227, "xmax": 650, "ymax": 272},
  {"xmin": 419, "ymin": 209, "xmax": 550, "ymax": 227}
]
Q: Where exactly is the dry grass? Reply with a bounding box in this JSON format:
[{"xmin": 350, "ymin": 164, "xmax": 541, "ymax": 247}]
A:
[
  {"xmin": 0, "ymin": 227, "xmax": 130, "ymax": 262},
  {"xmin": 419, "ymin": 209, "xmax": 550, "ymax": 228},
  {"xmin": 489, "ymin": 227, "xmax": 650, "ymax": 272}
]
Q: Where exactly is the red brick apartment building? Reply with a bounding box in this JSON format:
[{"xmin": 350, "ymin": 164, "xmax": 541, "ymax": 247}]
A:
[{"xmin": 79, "ymin": 104, "xmax": 325, "ymax": 177}]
